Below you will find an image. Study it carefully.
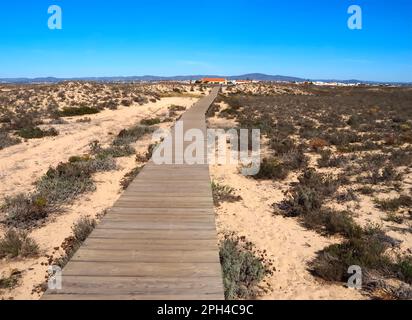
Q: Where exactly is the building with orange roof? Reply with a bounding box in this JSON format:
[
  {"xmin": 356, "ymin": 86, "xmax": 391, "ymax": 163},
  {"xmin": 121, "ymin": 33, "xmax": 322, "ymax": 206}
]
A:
[{"xmin": 200, "ymin": 78, "xmax": 227, "ymax": 85}]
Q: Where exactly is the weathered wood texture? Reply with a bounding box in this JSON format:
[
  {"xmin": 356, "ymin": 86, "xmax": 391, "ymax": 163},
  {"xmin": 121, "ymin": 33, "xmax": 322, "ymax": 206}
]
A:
[{"xmin": 42, "ymin": 88, "xmax": 224, "ymax": 300}]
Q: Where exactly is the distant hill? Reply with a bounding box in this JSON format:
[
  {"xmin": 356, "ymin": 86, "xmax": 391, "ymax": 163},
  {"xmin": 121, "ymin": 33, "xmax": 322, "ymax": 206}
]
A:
[
  {"xmin": 0, "ymin": 73, "xmax": 409, "ymax": 85},
  {"xmin": 227, "ymin": 73, "xmax": 305, "ymax": 82}
]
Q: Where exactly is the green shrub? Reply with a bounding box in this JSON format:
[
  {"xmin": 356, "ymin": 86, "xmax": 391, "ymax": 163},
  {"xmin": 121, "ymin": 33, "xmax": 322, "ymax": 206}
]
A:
[
  {"xmin": 389, "ymin": 149, "xmax": 412, "ymax": 167},
  {"xmin": 0, "ymin": 131, "xmax": 21, "ymax": 149},
  {"xmin": 223, "ymin": 96, "xmax": 243, "ymax": 110},
  {"xmin": 281, "ymin": 149, "xmax": 309, "ymax": 170},
  {"xmin": 36, "ymin": 164, "xmax": 95, "ymax": 204},
  {"xmin": 120, "ymin": 166, "xmax": 143, "ymax": 190},
  {"xmin": 97, "ymin": 144, "xmax": 136, "ymax": 158},
  {"xmin": 323, "ymin": 130, "xmax": 361, "ymax": 146},
  {"xmin": 297, "ymin": 168, "xmax": 339, "ymax": 197},
  {"xmin": 17, "ymin": 127, "xmax": 58, "ymax": 139},
  {"xmin": 0, "ymin": 270, "xmax": 21, "ymax": 289},
  {"xmin": 396, "ymin": 256, "xmax": 412, "ymax": 285},
  {"xmin": 2, "ymin": 193, "xmax": 51, "ymax": 228},
  {"xmin": 219, "ymin": 233, "xmax": 272, "ymax": 300},
  {"xmin": 212, "ymin": 182, "xmax": 242, "ymax": 206},
  {"xmin": 254, "ymin": 157, "xmax": 289, "ymax": 180},
  {"xmin": 112, "ymin": 125, "xmax": 153, "ymax": 146},
  {"xmin": 318, "ymin": 149, "xmax": 347, "ymax": 168},
  {"xmin": 277, "ymin": 168, "xmax": 356, "ymax": 237},
  {"xmin": 75, "ymin": 117, "xmax": 92, "ymax": 123},
  {"xmin": 36, "ymin": 156, "xmax": 115, "ymax": 204},
  {"xmin": 133, "ymin": 96, "xmax": 148, "ymax": 105},
  {"xmin": 121, "ymin": 99, "xmax": 132, "ymax": 107},
  {"xmin": 269, "ymin": 137, "xmax": 296, "ymax": 155},
  {"xmin": 206, "ymin": 103, "xmax": 220, "ymax": 117},
  {"xmin": 137, "ymin": 142, "xmax": 161, "ymax": 162},
  {"xmin": 72, "ymin": 217, "xmax": 96, "ymax": 243},
  {"xmin": 279, "ymin": 186, "xmax": 323, "ymax": 217},
  {"xmin": 375, "ymin": 195, "xmax": 412, "ymax": 212},
  {"xmin": 384, "ymin": 212, "xmax": 404, "ymax": 224},
  {"xmin": 314, "ymin": 210, "xmax": 363, "ymax": 238},
  {"xmin": 169, "ymin": 105, "xmax": 186, "ymax": 112},
  {"xmin": 140, "ymin": 118, "xmax": 161, "ymax": 126},
  {"xmin": 0, "ymin": 229, "xmax": 39, "ymax": 258},
  {"xmin": 55, "ymin": 217, "xmax": 96, "ymax": 268},
  {"xmin": 88, "ymin": 154, "xmax": 117, "ymax": 172},
  {"xmin": 357, "ymin": 186, "xmax": 375, "ymax": 195},
  {"xmin": 336, "ymin": 189, "xmax": 359, "ymax": 203},
  {"xmin": 8, "ymin": 104, "xmax": 41, "ymax": 130},
  {"xmin": 58, "ymin": 106, "xmax": 100, "ymax": 117},
  {"xmin": 360, "ymin": 165, "xmax": 402, "ymax": 185},
  {"xmin": 310, "ymin": 226, "xmax": 392, "ymax": 283}
]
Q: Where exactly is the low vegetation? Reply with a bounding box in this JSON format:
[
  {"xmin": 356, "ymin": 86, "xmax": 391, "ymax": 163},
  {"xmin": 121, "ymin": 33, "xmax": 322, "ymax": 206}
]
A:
[
  {"xmin": 168, "ymin": 104, "xmax": 186, "ymax": 117},
  {"xmin": 90, "ymin": 124, "xmax": 154, "ymax": 159},
  {"xmin": 58, "ymin": 106, "xmax": 100, "ymax": 117},
  {"xmin": 217, "ymin": 84, "xmax": 412, "ymax": 299},
  {"xmin": 90, "ymin": 141, "xmax": 135, "ymax": 158},
  {"xmin": 1, "ymin": 118, "xmax": 157, "ymax": 229},
  {"xmin": 219, "ymin": 233, "xmax": 273, "ymax": 300},
  {"xmin": 140, "ymin": 117, "xmax": 161, "ymax": 126},
  {"xmin": 2, "ymin": 155, "xmax": 115, "ymax": 228},
  {"xmin": 54, "ymin": 217, "xmax": 96, "ymax": 268},
  {"xmin": 2, "ymin": 194, "xmax": 53, "ymax": 228},
  {"xmin": 311, "ymin": 224, "xmax": 412, "ymax": 298},
  {"xmin": 212, "ymin": 181, "xmax": 242, "ymax": 206},
  {"xmin": 374, "ymin": 195, "xmax": 412, "ymax": 212},
  {"xmin": 36, "ymin": 155, "xmax": 116, "ymax": 204},
  {"xmin": 0, "ymin": 270, "xmax": 22, "ymax": 290},
  {"xmin": 136, "ymin": 141, "xmax": 161, "ymax": 162},
  {"xmin": 17, "ymin": 127, "xmax": 58, "ymax": 139},
  {"xmin": 254, "ymin": 157, "xmax": 289, "ymax": 180},
  {"xmin": 0, "ymin": 229, "xmax": 39, "ymax": 259},
  {"xmin": 0, "ymin": 131, "xmax": 21, "ymax": 149},
  {"xmin": 120, "ymin": 166, "xmax": 143, "ymax": 190}
]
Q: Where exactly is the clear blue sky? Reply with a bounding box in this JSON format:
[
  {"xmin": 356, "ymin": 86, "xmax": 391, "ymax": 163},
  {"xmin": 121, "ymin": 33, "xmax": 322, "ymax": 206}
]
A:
[{"xmin": 0, "ymin": 0, "xmax": 411, "ymax": 81}]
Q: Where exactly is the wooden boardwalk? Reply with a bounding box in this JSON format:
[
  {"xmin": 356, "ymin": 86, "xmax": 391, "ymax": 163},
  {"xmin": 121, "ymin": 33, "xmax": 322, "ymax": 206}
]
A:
[{"xmin": 43, "ymin": 88, "xmax": 224, "ymax": 300}]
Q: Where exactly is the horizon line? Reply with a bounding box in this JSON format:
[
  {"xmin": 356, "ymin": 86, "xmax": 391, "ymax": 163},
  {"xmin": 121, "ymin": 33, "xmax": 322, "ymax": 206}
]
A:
[{"xmin": 0, "ymin": 73, "xmax": 411, "ymax": 84}]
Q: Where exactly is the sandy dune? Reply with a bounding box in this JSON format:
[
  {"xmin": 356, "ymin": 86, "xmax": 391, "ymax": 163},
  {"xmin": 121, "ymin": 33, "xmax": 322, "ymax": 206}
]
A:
[
  {"xmin": 0, "ymin": 96, "xmax": 198, "ymax": 300},
  {"xmin": 210, "ymin": 162, "xmax": 364, "ymax": 300}
]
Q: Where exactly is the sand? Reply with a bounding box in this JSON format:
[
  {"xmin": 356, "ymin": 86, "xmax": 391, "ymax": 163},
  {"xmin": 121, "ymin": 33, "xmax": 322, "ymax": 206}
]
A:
[
  {"xmin": 0, "ymin": 96, "xmax": 197, "ymax": 300},
  {"xmin": 210, "ymin": 162, "xmax": 364, "ymax": 300},
  {"xmin": 208, "ymin": 106, "xmax": 365, "ymax": 300}
]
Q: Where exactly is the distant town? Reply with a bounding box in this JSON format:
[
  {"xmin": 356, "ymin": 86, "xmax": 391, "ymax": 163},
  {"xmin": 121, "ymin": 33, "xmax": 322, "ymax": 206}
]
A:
[{"xmin": 1, "ymin": 73, "xmax": 410, "ymax": 86}]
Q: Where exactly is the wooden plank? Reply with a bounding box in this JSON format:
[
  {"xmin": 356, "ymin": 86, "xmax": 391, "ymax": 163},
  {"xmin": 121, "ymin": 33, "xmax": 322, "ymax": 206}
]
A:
[
  {"xmin": 103, "ymin": 214, "xmax": 215, "ymax": 223},
  {"xmin": 118, "ymin": 196, "xmax": 212, "ymax": 202},
  {"xmin": 42, "ymin": 87, "xmax": 224, "ymax": 301},
  {"xmin": 106, "ymin": 207, "xmax": 213, "ymax": 215},
  {"xmin": 63, "ymin": 262, "xmax": 222, "ymax": 277},
  {"xmin": 96, "ymin": 221, "xmax": 216, "ymax": 230},
  {"xmin": 47, "ymin": 276, "xmax": 223, "ymax": 295},
  {"xmin": 42, "ymin": 294, "xmax": 223, "ymax": 300},
  {"xmin": 72, "ymin": 249, "xmax": 220, "ymax": 263},
  {"xmin": 90, "ymin": 229, "xmax": 218, "ymax": 240},
  {"xmin": 113, "ymin": 202, "xmax": 213, "ymax": 209},
  {"xmin": 83, "ymin": 238, "xmax": 218, "ymax": 251}
]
